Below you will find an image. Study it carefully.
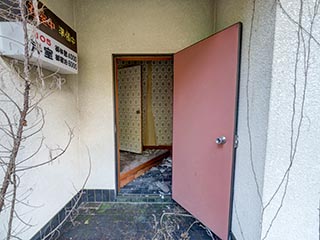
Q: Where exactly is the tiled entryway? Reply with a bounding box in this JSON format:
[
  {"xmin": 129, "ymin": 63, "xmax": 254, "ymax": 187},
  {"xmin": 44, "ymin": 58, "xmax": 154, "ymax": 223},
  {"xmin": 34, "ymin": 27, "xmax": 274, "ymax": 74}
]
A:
[
  {"xmin": 57, "ymin": 202, "xmax": 216, "ymax": 240},
  {"xmin": 55, "ymin": 155, "xmax": 218, "ymax": 240}
]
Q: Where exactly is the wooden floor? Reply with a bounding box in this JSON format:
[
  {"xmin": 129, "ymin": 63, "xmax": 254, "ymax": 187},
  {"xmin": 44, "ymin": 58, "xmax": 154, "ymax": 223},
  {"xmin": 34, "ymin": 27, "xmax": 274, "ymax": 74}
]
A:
[{"xmin": 119, "ymin": 150, "xmax": 170, "ymax": 188}]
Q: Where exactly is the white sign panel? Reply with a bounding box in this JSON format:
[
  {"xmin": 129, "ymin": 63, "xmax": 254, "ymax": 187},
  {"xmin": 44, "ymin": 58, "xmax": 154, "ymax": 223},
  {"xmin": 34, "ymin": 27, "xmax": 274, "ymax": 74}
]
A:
[{"xmin": 0, "ymin": 22, "xmax": 77, "ymax": 74}]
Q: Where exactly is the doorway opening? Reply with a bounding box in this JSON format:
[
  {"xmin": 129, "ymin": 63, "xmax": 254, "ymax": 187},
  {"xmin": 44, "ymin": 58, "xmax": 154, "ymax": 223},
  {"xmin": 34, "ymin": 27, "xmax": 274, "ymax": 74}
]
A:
[
  {"xmin": 112, "ymin": 23, "xmax": 241, "ymax": 240},
  {"xmin": 113, "ymin": 55, "xmax": 174, "ymax": 195}
]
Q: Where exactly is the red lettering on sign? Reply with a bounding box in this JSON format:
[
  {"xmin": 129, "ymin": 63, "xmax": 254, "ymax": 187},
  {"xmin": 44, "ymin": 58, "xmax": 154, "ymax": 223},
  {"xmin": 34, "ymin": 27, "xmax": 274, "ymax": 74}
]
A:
[
  {"xmin": 40, "ymin": 35, "xmax": 46, "ymax": 43},
  {"xmin": 35, "ymin": 32, "xmax": 52, "ymax": 47}
]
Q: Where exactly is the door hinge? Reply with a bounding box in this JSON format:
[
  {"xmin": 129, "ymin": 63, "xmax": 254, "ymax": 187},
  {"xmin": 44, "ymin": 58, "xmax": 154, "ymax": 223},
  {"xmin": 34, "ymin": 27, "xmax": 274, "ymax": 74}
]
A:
[{"xmin": 234, "ymin": 135, "xmax": 239, "ymax": 149}]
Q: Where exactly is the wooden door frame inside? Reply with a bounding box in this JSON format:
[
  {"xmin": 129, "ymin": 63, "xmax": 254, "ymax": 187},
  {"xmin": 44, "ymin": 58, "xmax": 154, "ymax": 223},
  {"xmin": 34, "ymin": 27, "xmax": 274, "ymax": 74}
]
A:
[{"xmin": 113, "ymin": 54, "xmax": 174, "ymax": 192}]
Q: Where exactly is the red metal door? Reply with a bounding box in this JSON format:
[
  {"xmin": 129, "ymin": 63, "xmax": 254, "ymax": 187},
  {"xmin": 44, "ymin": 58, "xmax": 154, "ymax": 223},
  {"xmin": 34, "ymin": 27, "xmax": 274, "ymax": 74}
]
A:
[{"xmin": 172, "ymin": 23, "xmax": 241, "ymax": 240}]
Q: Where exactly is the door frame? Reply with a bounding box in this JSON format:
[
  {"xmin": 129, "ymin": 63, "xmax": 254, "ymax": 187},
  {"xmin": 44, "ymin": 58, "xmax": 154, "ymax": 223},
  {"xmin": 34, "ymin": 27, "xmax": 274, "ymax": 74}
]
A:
[
  {"xmin": 112, "ymin": 54, "xmax": 174, "ymax": 192},
  {"xmin": 228, "ymin": 23, "xmax": 242, "ymax": 240}
]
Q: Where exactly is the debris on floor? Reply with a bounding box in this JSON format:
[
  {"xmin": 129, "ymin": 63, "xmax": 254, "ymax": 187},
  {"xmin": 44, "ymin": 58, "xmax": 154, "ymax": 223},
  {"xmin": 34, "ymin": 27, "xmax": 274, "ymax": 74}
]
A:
[
  {"xmin": 120, "ymin": 157, "xmax": 172, "ymax": 195},
  {"xmin": 57, "ymin": 202, "xmax": 217, "ymax": 240},
  {"xmin": 56, "ymin": 156, "xmax": 219, "ymax": 240},
  {"xmin": 155, "ymin": 181, "xmax": 170, "ymax": 193},
  {"xmin": 120, "ymin": 149, "xmax": 169, "ymax": 173}
]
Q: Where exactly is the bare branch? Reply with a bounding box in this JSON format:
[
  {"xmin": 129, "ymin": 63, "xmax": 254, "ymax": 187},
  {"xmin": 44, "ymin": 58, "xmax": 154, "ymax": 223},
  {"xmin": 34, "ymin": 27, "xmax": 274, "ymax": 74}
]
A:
[
  {"xmin": 263, "ymin": 0, "xmax": 304, "ymax": 211},
  {"xmin": 0, "ymin": 88, "xmax": 22, "ymax": 113},
  {"xmin": 6, "ymin": 172, "xmax": 17, "ymax": 240},
  {"xmin": 43, "ymin": 148, "xmax": 92, "ymax": 240},
  {"xmin": 245, "ymin": 0, "xmax": 263, "ymax": 205},
  {"xmin": 276, "ymin": 0, "xmax": 320, "ymax": 47},
  {"xmin": 0, "ymin": 108, "xmax": 15, "ymax": 137},
  {"xmin": 261, "ymin": 0, "xmax": 318, "ymax": 238},
  {"xmin": 16, "ymin": 137, "xmax": 44, "ymax": 166},
  {"xmin": 15, "ymin": 124, "xmax": 74, "ymax": 172}
]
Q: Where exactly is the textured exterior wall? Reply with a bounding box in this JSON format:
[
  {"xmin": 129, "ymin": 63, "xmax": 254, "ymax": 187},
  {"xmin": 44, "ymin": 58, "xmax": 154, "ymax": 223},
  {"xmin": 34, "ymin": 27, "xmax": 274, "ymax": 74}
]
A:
[
  {"xmin": 0, "ymin": 1, "xmax": 80, "ymax": 239},
  {"xmin": 215, "ymin": 0, "xmax": 276, "ymax": 239},
  {"xmin": 217, "ymin": 0, "xmax": 320, "ymax": 239},
  {"xmin": 75, "ymin": 0, "xmax": 216, "ymax": 189},
  {"xmin": 261, "ymin": 1, "xmax": 320, "ymax": 239}
]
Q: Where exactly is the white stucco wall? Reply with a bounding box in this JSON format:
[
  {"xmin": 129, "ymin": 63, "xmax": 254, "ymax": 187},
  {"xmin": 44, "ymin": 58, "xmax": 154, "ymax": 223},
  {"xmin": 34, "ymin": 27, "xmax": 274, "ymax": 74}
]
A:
[
  {"xmin": 0, "ymin": 1, "xmax": 81, "ymax": 239},
  {"xmin": 215, "ymin": 0, "xmax": 276, "ymax": 239},
  {"xmin": 75, "ymin": 0, "xmax": 216, "ymax": 189},
  {"xmin": 26, "ymin": 0, "xmax": 82, "ymax": 237},
  {"xmin": 216, "ymin": 0, "xmax": 320, "ymax": 239},
  {"xmin": 261, "ymin": 1, "xmax": 320, "ymax": 239}
]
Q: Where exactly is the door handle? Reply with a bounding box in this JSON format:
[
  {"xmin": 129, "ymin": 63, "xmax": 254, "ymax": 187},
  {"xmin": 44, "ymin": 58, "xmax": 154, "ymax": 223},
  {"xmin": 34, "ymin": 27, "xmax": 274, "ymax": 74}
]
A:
[
  {"xmin": 136, "ymin": 110, "xmax": 141, "ymax": 114},
  {"xmin": 216, "ymin": 136, "xmax": 226, "ymax": 145}
]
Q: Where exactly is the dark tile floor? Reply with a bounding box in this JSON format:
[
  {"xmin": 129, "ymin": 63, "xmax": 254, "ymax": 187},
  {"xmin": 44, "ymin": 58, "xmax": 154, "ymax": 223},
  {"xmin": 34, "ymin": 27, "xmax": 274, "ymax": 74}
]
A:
[
  {"xmin": 120, "ymin": 157, "xmax": 172, "ymax": 196},
  {"xmin": 57, "ymin": 156, "xmax": 218, "ymax": 240},
  {"xmin": 57, "ymin": 202, "xmax": 216, "ymax": 240}
]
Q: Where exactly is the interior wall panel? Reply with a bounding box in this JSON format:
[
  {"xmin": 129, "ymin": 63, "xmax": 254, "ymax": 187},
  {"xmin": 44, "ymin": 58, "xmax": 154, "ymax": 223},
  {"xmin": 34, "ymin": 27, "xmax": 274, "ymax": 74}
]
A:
[{"xmin": 118, "ymin": 60, "xmax": 173, "ymax": 147}]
